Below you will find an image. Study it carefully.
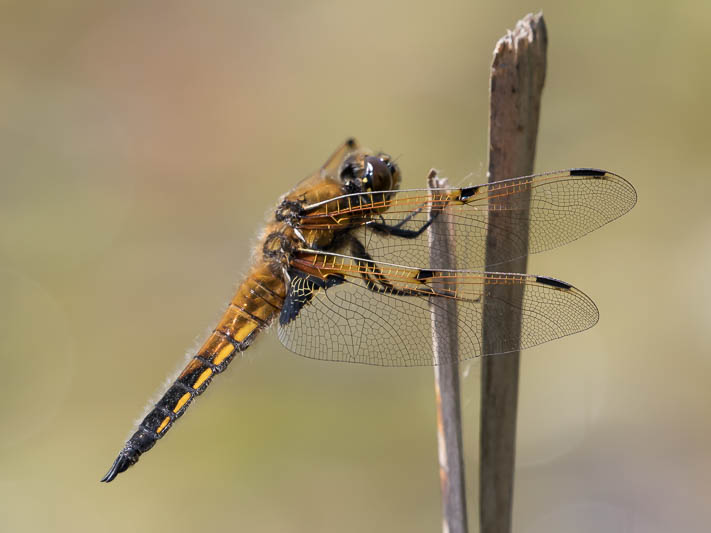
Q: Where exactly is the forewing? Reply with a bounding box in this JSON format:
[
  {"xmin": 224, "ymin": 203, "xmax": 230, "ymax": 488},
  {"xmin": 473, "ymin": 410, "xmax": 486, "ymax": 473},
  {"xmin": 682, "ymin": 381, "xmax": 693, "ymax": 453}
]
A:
[
  {"xmin": 296, "ymin": 169, "xmax": 636, "ymax": 269},
  {"xmin": 277, "ymin": 252, "xmax": 599, "ymax": 367},
  {"xmin": 321, "ymin": 138, "xmax": 360, "ymax": 177}
]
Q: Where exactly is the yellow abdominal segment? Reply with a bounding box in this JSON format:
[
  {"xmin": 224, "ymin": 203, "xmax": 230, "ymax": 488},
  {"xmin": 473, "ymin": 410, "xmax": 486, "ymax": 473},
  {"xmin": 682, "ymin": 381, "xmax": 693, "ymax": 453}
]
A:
[
  {"xmin": 174, "ymin": 393, "xmax": 191, "ymax": 412},
  {"xmin": 156, "ymin": 417, "xmax": 170, "ymax": 433},
  {"xmin": 232, "ymin": 322, "xmax": 258, "ymax": 343},
  {"xmin": 193, "ymin": 368, "xmax": 213, "ymax": 389},
  {"xmin": 213, "ymin": 344, "xmax": 235, "ymax": 365}
]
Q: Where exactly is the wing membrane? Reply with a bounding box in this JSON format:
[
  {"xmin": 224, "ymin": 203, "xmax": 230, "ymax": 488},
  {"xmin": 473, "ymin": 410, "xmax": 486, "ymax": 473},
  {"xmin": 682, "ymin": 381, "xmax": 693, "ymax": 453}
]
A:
[
  {"xmin": 297, "ymin": 169, "xmax": 636, "ymax": 269},
  {"xmin": 277, "ymin": 251, "xmax": 598, "ymax": 367}
]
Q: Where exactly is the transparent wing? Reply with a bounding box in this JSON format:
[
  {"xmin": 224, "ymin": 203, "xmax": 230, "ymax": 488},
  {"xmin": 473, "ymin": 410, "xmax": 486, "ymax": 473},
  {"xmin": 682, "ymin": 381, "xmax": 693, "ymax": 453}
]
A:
[
  {"xmin": 320, "ymin": 138, "xmax": 360, "ymax": 177},
  {"xmin": 296, "ymin": 169, "xmax": 636, "ymax": 269},
  {"xmin": 277, "ymin": 252, "xmax": 598, "ymax": 367}
]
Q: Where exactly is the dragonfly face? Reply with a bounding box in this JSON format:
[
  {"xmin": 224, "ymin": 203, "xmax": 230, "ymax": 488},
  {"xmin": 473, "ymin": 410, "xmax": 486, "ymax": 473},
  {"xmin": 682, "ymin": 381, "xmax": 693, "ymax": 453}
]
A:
[
  {"xmin": 101, "ymin": 138, "xmax": 636, "ymax": 482},
  {"xmin": 265, "ymin": 147, "xmax": 401, "ymax": 271},
  {"xmin": 338, "ymin": 152, "xmax": 401, "ymax": 195}
]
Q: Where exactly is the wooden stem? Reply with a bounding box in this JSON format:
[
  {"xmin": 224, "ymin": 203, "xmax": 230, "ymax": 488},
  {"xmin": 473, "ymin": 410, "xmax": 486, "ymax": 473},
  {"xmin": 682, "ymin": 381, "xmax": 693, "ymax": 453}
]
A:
[
  {"xmin": 428, "ymin": 170, "xmax": 468, "ymax": 533},
  {"xmin": 479, "ymin": 12, "xmax": 547, "ymax": 533}
]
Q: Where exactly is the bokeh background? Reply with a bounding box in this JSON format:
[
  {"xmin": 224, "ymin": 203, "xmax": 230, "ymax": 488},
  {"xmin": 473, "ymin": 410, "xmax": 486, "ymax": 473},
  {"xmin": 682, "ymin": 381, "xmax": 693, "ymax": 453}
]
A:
[{"xmin": 1, "ymin": 1, "xmax": 709, "ymax": 532}]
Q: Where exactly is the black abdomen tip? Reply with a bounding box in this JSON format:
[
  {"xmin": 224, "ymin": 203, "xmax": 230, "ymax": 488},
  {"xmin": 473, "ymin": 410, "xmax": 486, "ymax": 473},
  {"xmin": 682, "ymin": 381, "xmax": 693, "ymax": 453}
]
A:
[{"xmin": 100, "ymin": 451, "xmax": 139, "ymax": 483}]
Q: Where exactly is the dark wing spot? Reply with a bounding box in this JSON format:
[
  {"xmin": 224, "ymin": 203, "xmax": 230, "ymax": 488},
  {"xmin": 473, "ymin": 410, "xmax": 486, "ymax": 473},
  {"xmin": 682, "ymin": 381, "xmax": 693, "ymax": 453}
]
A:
[
  {"xmin": 569, "ymin": 168, "xmax": 606, "ymax": 178},
  {"xmin": 535, "ymin": 276, "xmax": 572, "ymax": 290},
  {"xmin": 460, "ymin": 186, "xmax": 479, "ymax": 201},
  {"xmin": 416, "ymin": 269, "xmax": 436, "ymax": 282},
  {"xmin": 279, "ymin": 271, "xmax": 344, "ymax": 325}
]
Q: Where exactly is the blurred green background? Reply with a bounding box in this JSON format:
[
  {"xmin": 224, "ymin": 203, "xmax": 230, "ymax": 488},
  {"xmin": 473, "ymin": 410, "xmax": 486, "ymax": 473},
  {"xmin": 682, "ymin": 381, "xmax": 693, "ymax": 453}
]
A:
[{"xmin": 1, "ymin": 1, "xmax": 709, "ymax": 532}]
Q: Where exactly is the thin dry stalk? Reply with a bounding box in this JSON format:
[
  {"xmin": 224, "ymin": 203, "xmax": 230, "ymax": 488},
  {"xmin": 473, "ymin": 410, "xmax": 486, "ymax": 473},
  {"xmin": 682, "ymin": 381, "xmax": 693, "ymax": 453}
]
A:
[
  {"xmin": 428, "ymin": 170, "xmax": 468, "ymax": 533},
  {"xmin": 480, "ymin": 12, "xmax": 547, "ymax": 533}
]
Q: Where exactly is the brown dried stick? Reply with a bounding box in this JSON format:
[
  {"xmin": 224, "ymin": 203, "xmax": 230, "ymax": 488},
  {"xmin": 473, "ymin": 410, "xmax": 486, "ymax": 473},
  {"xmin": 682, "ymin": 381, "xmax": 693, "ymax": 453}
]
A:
[
  {"xmin": 479, "ymin": 13, "xmax": 547, "ymax": 533},
  {"xmin": 428, "ymin": 170, "xmax": 468, "ymax": 533}
]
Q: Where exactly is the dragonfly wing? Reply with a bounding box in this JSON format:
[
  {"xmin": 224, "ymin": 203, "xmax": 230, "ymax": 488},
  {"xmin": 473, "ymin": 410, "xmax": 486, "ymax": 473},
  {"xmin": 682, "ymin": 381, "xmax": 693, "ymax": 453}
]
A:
[
  {"xmin": 277, "ymin": 252, "xmax": 599, "ymax": 367},
  {"xmin": 297, "ymin": 169, "xmax": 636, "ymax": 269},
  {"xmin": 320, "ymin": 138, "xmax": 360, "ymax": 178}
]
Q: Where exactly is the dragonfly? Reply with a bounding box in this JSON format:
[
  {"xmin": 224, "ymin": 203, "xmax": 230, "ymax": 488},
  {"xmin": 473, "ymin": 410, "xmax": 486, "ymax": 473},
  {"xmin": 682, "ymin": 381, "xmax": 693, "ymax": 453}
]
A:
[{"xmin": 101, "ymin": 138, "xmax": 636, "ymax": 482}]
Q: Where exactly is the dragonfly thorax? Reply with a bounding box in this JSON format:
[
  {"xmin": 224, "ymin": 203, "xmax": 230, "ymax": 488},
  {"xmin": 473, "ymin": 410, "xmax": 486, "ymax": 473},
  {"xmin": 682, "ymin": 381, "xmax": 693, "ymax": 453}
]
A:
[{"xmin": 262, "ymin": 230, "xmax": 297, "ymax": 270}]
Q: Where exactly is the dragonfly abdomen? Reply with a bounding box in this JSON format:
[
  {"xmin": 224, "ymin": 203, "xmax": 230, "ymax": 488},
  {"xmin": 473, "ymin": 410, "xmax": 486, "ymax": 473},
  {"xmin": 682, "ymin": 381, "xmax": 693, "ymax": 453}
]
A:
[{"xmin": 101, "ymin": 262, "xmax": 286, "ymax": 482}]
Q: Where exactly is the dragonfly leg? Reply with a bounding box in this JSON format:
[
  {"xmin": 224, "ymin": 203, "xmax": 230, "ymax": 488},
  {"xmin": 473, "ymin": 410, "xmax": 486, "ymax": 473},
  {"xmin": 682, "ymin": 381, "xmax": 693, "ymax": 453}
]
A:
[
  {"xmin": 349, "ymin": 237, "xmax": 436, "ymax": 298},
  {"xmin": 368, "ymin": 199, "xmax": 444, "ymax": 238}
]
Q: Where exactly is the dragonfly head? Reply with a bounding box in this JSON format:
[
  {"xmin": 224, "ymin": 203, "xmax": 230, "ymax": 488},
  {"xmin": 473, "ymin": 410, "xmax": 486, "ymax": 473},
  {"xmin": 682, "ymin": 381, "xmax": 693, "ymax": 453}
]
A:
[{"xmin": 339, "ymin": 152, "xmax": 401, "ymax": 195}]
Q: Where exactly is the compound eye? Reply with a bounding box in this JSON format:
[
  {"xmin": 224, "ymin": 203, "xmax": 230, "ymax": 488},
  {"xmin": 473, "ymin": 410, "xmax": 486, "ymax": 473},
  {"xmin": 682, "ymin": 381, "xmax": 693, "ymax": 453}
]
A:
[
  {"xmin": 338, "ymin": 157, "xmax": 366, "ymax": 194},
  {"xmin": 385, "ymin": 159, "xmax": 398, "ymax": 177},
  {"xmin": 363, "ymin": 155, "xmax": 394, "ymax": 192},
  {"xmin": 340, "ymin": 161, "xmax": 359, "ymax": 181}
]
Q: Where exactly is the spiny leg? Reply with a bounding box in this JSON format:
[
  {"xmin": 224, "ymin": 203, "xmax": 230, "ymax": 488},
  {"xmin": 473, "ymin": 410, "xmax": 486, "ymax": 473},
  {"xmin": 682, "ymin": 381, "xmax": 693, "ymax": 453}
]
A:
[
  {"xmin": 368, "ymin": 177, "xmax": 449, "ymax": 238},
  {"xmin": 348, "ymin": 236, "xmax": 443, "ymax": 298},
  {"xmin": 368, "ymin": 212, "xmax": 437, "ymax": 238}
]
